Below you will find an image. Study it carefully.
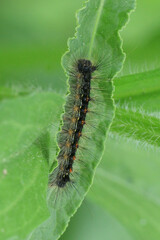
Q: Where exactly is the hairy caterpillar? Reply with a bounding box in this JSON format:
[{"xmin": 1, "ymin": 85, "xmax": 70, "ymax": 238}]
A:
[{"xmin": 49, "ymin": 58, "xmax": 97, "ymax": 188}]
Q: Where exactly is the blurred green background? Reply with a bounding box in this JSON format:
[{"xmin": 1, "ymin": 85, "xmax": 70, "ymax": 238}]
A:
[
  {"xmin": 1, "ymin": 0, "xmax": 160, "ymax": 93},
  {"xmin": 1, "ymin": 0, "xmax": 160, "ymax": 239}
]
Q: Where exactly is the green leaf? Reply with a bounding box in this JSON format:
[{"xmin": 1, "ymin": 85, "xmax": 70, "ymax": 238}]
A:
[
  {"xmin": 112, "ymin": 68, "xmax": 160, "ymax": 147},
  {"xmin": 28, "ymin": 0, "xmax": 135, "ymax": 239},
  {"xmin": 88, "ymin": 134, "xmax": 160, "ymax": 240},
  {"xmin": 112, "ymin": 106, "xmax": 160, "ymax": 147},
  {"xmin": 114, "ymin": 68, "xmax": 160, "ymax": 111},
  {"xmin": 0, "ymin": 93, "xmax": 63, "ymax": 240},
  {"xmin": 62, "ymin": 199, "xmax": 133, "ymax": 240},
  {"xmin": 87, "ymin": 68, "xmax": 160, "ymax": 239},
  {"xmin": 0, "ymin": 87, "xmax": 29, "ymax": 101}
]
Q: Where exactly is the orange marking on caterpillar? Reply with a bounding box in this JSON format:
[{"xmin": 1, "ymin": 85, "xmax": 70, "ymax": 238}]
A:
[
  {"xmin": 77, "ymin": 73, "xmax": 82, "ymax": 79},
  {"xmin": 66, "ymin": 141, "xmax": 71, "ymax": 148},
  {"xmin": 72, "ymin": 117, "xmax": 77, "ymax": 123},
  {"xmin": 73, "ymin": 106, "xmax": 79, "ymax": 112},
  {"xmin": 63, "ymin": 154, "xmax": 68, "ymax": 160},
  {"xmin": 75, "ymin": 94, "xmax": 80, "ymax": 100},
  {"xmin": 86, "ymin": 96, "xmax": 90, "ymax": 102},
  {"xmin": 78, "ymin": 132, "xmax": 82, "ymax": 137},
  {"xmin": 84, "ymin": 108, "xmax": 88, "ymax": 113},
  {"xmin": 68, "ymin": 129, "xmax": 73, "ymax": 136},
  {"xmin": 81, "ymin": 120, "xmax": 85, "ymax": 125}
]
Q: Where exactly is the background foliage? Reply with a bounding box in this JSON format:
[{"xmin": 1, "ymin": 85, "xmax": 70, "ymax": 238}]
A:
[{"xmin": 0, "ymin": 0, "xmax": 160, "ymax": 239}]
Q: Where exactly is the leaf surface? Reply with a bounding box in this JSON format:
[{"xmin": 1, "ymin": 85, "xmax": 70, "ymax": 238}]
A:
[
  {"xmin": 28, "ymin": 0, "xmax": 135, "ymax": 239},
  {"xmin": 0, "ymin": 93, "xmax": 63, "ymax": 240},
  {"xmin": 87, "ymin": 67, "xmax": 160, "ymax": 239}
]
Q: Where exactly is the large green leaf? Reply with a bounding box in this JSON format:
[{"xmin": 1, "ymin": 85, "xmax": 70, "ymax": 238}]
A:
[
  {"xmin": 89, "ymin": 134, "xmax": 160, "ymax": 240},
  {"xmin": 27, "ymin": 0, "xmax": 135, "ymax": 239},
  {"xmin": 87, "ymin": 67, "xmax": 160, "ymax": 239},
  {"xmin": 0, "ymin": 93, "xmax": 63, "ymax": 240}
]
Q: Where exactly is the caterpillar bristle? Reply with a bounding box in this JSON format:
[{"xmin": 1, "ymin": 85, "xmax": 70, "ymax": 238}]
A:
[
  {"xmin": 49, "ymin": 58, "xmax": 97, "ymax": 189},
  {"xmin": 48, "ymin": 48, "xmax": 114, "ymax": 204}
]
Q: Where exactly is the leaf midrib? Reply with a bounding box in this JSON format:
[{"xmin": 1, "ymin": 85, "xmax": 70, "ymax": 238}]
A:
[{"xmin": 88, "ymin": 0, "xmax": 105, "ymax": 58}]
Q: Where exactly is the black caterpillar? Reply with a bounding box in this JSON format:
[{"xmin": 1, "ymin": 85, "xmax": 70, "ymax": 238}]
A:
[{"xmin": 49, "ymin": 59, "xmax": 96, "ymax": 188}]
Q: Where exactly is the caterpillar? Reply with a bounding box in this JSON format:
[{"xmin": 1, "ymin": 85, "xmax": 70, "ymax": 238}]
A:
[{"xmin": 49, "ymin": 58, "xmax": 97, "ymax": 188}]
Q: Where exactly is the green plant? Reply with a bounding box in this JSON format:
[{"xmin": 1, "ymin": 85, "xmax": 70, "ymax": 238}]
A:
[{"xmin": 1, "ymin": 0, "xmax": 160, "ymax": 239}]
